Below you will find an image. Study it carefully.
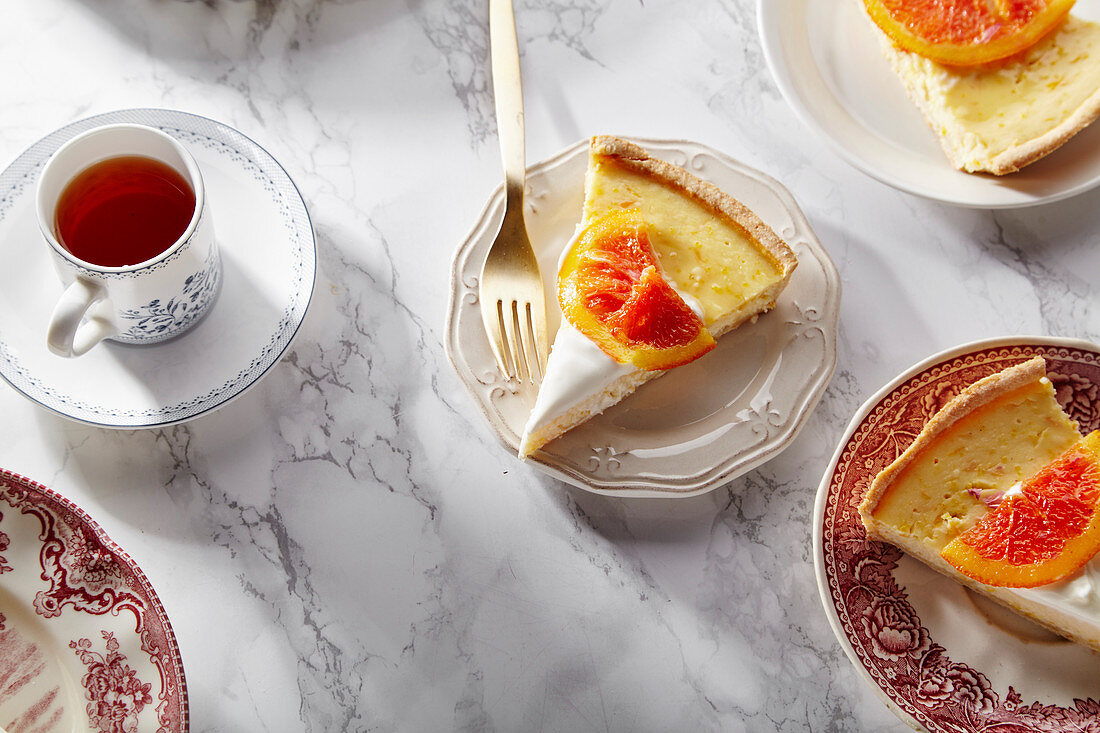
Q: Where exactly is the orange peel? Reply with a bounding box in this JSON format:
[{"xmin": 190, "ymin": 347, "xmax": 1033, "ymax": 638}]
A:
[
  {"xmin": 863, "ymin": 0, "xmax": 1076, "ymax": 66},
  {"xmin": 942, "ymin": 431, "xmax": 1100, "ymax": 587},
  {"xmin": 558, "ymin": 209, "xmax": 715, "ymax": 371}
]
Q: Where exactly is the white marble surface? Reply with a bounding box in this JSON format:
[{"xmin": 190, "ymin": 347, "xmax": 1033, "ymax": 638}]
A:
[{"xmin": 1, "ymin": 0, "xmax": 1099, "ymax": 731}]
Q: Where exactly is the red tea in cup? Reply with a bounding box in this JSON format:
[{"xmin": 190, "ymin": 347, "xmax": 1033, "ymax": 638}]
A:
[{"xmin": 53, "ymin": 155, "xmax": 196, "ymax": 267}]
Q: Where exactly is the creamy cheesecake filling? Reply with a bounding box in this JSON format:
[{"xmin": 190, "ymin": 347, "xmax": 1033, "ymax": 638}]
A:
[
  {"xmin": 881, "ymin": 15, "xmax": 1100, "ymax": 171},
  {"xmin": 870, "ymin": 377, "xmax": 1082, "ymax": 549},
  {"xmin": 940, "ymin": 17, "xmax": 1100, "ymax": 154},
  {"xmin": 584, "ymin": 159, "xmax": 785, "ymax": 325}
]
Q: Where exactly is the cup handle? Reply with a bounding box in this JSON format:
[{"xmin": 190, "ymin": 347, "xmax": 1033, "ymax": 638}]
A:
[{"xmin": 47, "ymin": 277, "xmax": 117, "ymax": 357}]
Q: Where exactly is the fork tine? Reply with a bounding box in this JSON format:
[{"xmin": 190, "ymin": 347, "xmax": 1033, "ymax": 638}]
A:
[
  {"xmin": 518, "ymin": 301, "xmax": 541, "ymax": 382},
  {"xmin": 518, "ymin": 301, "xmax": 541, "ymax": 381},
  {"xmin": 484, "ymin": 298, "xmax": 512, "ymax": 379},
  {"xmin": 484, "ymin": 294, "xmax": 517, "ymax": 378},
  {"xmin": 521, "ymin": 299, "xmax": 543, "ymax": 378},
  {"xmin": 481, "ymin": 290, "xmax": 548, "ymax": 384},
  {"xmin": 519, "ymin": 302, "xmax": 535, "ymax": 380},
  {"xmin": 515, "ymin": 301, "xmax": 536, "ymax": 382},
  {"xmin": 502, "ymin": 299, "xmax": 524, "ymax": 381}
]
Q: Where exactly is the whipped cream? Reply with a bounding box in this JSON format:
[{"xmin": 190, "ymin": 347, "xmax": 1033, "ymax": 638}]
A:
[
  {"xmin": 520, "ymin": 320, "xmax": 635, "ymax": 447},
  {"xmin": 520, "ymin": 279, "xmax": 704, "ymax": 450},
  {"xmin": 1018, "ymin": 555, "xmax": 1100, "ymax": 624}
]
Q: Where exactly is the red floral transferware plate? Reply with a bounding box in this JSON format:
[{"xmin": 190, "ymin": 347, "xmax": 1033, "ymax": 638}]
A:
[
  {"xmin": 814, "ymin": 337, "xmax": 1100, "ymax": 732},
  {"xmin": 0, "ymin": 470, "xmax": 187, "ymax": 732}
]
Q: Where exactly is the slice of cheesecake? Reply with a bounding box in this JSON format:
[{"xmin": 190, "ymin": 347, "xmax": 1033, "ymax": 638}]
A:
[
  {"xmin": 860, "ymin": 357, "xmax": 1100, "ymax": 650},
  {"xmin": 518, "ymin": 136, "xmax": 797, "ymax": 457},
  {"xmin": 871, "ymin": 14, "xmax": 1100, "ymax": 174}
]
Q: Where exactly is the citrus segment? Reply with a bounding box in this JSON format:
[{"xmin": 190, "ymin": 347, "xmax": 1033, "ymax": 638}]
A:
[
  {"xmin": 941, "ymin": 431, "xmax": 1100, "ymax": 588},
  {"xmin": 559, "ymin": 209, "xmax": 716, "ymax": 371},
  {"xmin": 863, "ymin": 0, "xmax": 1076, "ymax": 66}
]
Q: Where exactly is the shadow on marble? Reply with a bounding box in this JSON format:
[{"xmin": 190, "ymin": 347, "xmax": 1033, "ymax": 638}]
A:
[
  {"xmin": 19, "ymin": 260, "xmax": 328, "ymax": 536},
  {"xmin": 994, "ymin": 182, "xmax": 1100, "ymax": 249},
  {"xmin": 70, "ymin": 0, "xmax": 408, "ymax": 61},
  {"xmin": 26, "ymin": 411, "xmax": 197, "ymax": 535},
  {"xmin": 556, "ymin": 478, "xmax": 735, "ymax": 540},
  {"xmin": 98, "ymin": 248, "xmax": 283, "ymax": 411},
  {"xmin": 529, "ymin": 71, "xmax": 585, "ymax": 151}
]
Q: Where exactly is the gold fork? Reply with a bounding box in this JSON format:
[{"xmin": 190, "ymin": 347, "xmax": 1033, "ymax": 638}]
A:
[{"xmin": 479, "ymin": 0, "xmax": 549, "ymax": 384}]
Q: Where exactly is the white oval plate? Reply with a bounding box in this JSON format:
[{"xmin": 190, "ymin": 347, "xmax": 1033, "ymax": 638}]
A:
[
  {"xmin": 815, "ymin": 337, "xmax": 1100, "ymax": 732},
  {"xmin": 446, "ymin": 138, "xmax": 840, "ymax": 497},
  {"xmin": 0, "ymin": 108, "xmax": 316, "ymax": 427},
  {"xmin": 0, "ymin": 469, "xmax": 187, "ymax": 732},
  {"xmin": 759, "ymin": 0, "xmax": 1100, "ymax": 208}
]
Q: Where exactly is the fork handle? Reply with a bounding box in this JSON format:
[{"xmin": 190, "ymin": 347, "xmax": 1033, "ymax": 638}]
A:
[{"xmin": 489, "ymin": 0, "xmax": 526, "ymax": 211}]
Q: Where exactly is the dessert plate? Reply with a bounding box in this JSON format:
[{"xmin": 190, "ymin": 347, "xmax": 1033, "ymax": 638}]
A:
[
  {"xmin": 447, "ymin": 138, "xmax": 840, "ymax": 497},
  {"xmin": 0, "ymin": 469, "xmax": 187, "ymax": 732},
  {"xmin": 0, "ymin": 108, "xmax": 316, "ymax": 427},
  {"xmin": 759, "ymin": 0, "xmax": 1100, "ymax": 208},
  {"xmin": 815, "ymin": 337, "xmax": 1100, "ymax": 732}
]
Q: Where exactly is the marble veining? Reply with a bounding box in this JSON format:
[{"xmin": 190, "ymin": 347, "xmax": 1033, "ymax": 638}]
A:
[{"xmin": 1, "ymin": 0, "xmax": 1099, "ymax": 731}]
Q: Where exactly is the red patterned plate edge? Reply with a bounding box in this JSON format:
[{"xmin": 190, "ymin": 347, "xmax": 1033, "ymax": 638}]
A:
[
  {"xmin": 0, "ymin": 468, "xmax": 189, "ymax": 733},
  {"xmin": 813, "ymin": 337, "xmax": 1100, "ymax": 733}
]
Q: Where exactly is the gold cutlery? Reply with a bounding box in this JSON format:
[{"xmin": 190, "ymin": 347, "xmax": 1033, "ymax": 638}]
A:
[{"xmin": 479, "ymin": 0, "xmax": 548, "ymax": 384}]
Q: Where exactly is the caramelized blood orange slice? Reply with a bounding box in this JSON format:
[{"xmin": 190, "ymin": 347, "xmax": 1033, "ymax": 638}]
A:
[
  {"xmin": 863, "ymin": 0, "xmax": 1076, "ymax": 66},
  {"xmin": 941, "ymin": 431, "xmax": 1100, "ymax": 587},
  {"xmin": 559, "ymin": 208, "xmax": 716, "ymax": 371}
]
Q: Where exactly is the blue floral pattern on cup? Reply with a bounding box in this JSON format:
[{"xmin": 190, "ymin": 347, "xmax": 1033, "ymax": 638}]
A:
[{"xmin": 116, "ymin": 246, "xmax": 222, "ymax": 343}]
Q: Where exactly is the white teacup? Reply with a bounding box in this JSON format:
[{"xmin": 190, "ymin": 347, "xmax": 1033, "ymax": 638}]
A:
[{"xmin": 37, "ymin": 123, "xmax": 221, "ymax": 357}]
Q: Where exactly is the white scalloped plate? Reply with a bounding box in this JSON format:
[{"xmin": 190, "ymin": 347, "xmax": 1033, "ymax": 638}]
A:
[
  {"xmin": 759, "ymin": 0, "xmax": 1100, "ymax": 208},
  {"xmin": 446, "ymin": 138, "xmax": 840, "ymax": 497}
]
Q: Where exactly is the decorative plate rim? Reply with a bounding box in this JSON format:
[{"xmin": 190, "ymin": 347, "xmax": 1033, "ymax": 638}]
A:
[
  {"xmin": 446, "ymin": 137, "xmax": 840, "ymax": 498},
  {"xmin": 813, "ymin": 335, "xmax": 1100, "ymax": 732},
  {"xmin": 0, "ymin": 467, "xmax": 188, "ymax": 732},
  {"xmin": 0, "ymin": 107, "xmax": 317, "ymax": 428}
]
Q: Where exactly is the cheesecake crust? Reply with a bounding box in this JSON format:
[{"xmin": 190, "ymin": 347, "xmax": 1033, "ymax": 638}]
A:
[
  {"xmin": 872, "ymin": 16, "xmax": 1100, "ymax": 176},
  {"xmin": 987, "ymin": 87, "xmax": 1100, "ymax": 175},
  {"xmin": 589, "ymin": 136, "xmax": 799, "ymax": 295},
  {"xmin": 859, "ymin": 356, "xmax": 1050, "ymax": 528}
]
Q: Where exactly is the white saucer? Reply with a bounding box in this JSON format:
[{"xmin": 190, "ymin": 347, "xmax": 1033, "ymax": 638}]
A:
[
  {"xmin": 446, "ymin": 138, "xmax": 840, "ymax": 497},
  {"xmin": 0, "ymin": 469, "xmax": 187, "ymax": 732},
  {"xmin": 0, "ymin": 109, "xmax": 316, "ymax": 427},
  {"xmin": 759, "ymin": 0, "xmax": 1100, "ymax": 208}
]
